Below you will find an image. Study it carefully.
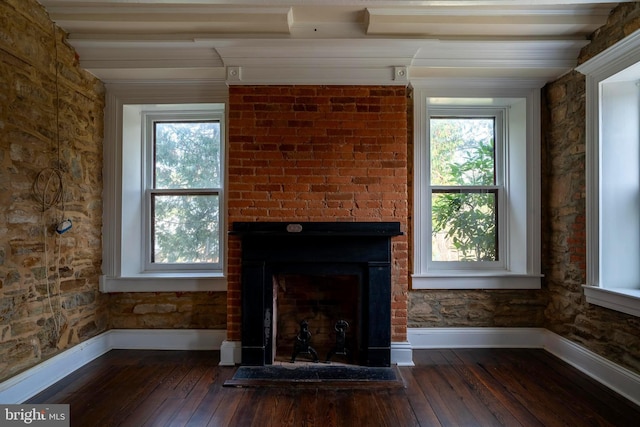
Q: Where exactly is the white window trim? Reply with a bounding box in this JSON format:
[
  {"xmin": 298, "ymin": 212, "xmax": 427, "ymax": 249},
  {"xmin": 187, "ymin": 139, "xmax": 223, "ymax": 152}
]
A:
[
  {"xmin": 411, "ymin": 81, "xmax": 542, "ymax": 289},
  {"xmin": 101, "ymin": 81, "xmax": 228, "ymax": 293},
  {"xmin": 577, "ymin": 30, "xmax": 640, "ymax": 318}
]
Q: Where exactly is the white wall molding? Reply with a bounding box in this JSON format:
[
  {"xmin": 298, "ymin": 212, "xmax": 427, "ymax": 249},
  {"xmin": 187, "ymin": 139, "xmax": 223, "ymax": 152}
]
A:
[
  {"xmin": 0, "ymin": 333, "xmax": 111, "ymax": 404},
  {"xmin": 408, "ymin": 327, "xmax": 546, "ymax": 349},
  {"xmin": 107, "ymin": 329, "xmax": 226, "ymax": 351},
  {"xmin": 66, "ymin": 37, "xmax": 589, "ymax": 85},
  {"xmin": 220, "ymin": 340, "xmax": 242, "ymax": 366},
  {"xmin": 0, "ymin": 329, "xmax": 226, "ymax": 404},
  {"xmin": 391, "ymin": 341, "xmax": 415, "ymax": 367},
  {"xmin": 3, "ymin": 328, "xmax": 639, "ymax": 407},
  {"xmin": 224, "ymin": 65, "xmax": 409, "ymax": 86},
  {"xmin": 541, "ymin": 331, "xmax": 640, "ymax": 407},
  {"xmin": 408, "ymin": 327, "xmax": 640, "ymax": 407}
]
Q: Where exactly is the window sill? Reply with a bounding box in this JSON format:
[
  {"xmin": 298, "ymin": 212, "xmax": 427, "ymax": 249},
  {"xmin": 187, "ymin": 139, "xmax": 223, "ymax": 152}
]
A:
[
  {"xmin": 582, "ymin": 286, "xmax": 640, "ymax": 318},
  {"xmin": 412, "ymin": 273, "xmax": 542, "ymax": 290},
  {"xmin": 99, "ymin": 274, "xmax": 227, "ymax": 293}
]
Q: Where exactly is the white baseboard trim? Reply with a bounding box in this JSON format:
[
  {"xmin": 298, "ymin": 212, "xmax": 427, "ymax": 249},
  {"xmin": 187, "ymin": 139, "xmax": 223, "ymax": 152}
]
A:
[
  {"xmin": 0, "ymin": 329, "xmax": 226, "ymax": 404},
  {"xmin": 408, "ymin": 327, "xmax": 546, "ymax": 349},
  {"xmin": 219, "ymin": 340, "xmax": 242, "ymax": 366},
  {"xmin": 541, "ymin": 330, "xmax": 640, "ymax": 408},
  {"xmin": 408, "ymin": 327, "xmax": 640, "ymax": 407},
  {"xmin": 0, "ymin": 333, "xmax": 110, "ymax": 404},
  {"xmin": 107, "ymin": 329, "xmax": 226, "ymax": 351},
  {"xmin": 3, "ymin": 327, "xmax": 638, "ymax": 407},
  {"xmin": 391, "ymin": 341, "xmax": 415, "ymax": 366}
]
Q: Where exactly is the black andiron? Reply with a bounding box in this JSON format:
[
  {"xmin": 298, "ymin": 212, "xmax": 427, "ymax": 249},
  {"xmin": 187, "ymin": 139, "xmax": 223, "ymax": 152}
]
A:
[
  {"xmin": 290, "ymin": 320, "xmax": 319, "ymax": 363},
  {"xmin": 326, "ymin": 320, "xmax": 350, "ymax": 363}
]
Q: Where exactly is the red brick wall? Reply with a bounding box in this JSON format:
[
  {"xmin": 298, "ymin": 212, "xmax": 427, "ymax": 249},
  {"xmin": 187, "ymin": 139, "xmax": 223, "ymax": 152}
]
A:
[{"xmin": 226, "ymin": 85, "xmax": 409, "ymax": 343}]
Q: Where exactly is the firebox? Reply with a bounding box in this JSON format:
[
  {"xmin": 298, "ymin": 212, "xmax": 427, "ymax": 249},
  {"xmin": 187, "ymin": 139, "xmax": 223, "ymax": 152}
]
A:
[{"xmin": 232, "ymin": 222, "xmax": 402, "ymax": 367}]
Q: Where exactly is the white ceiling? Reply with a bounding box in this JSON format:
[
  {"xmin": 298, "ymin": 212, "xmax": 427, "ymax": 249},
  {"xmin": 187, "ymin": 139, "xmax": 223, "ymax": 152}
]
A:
[{"xmin": 39, "ymin": 0, "xmax": 623, "ymax": 86}]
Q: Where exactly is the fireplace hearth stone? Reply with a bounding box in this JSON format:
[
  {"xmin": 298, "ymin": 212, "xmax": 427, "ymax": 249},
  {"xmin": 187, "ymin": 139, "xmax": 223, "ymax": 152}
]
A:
[
  {"xmin": 232, "ymin": 222, "xmax": 402, "ymax": 368},
  {"xmin": 223, "ymin": 364, "xmax": 404, "ymax": 389}
]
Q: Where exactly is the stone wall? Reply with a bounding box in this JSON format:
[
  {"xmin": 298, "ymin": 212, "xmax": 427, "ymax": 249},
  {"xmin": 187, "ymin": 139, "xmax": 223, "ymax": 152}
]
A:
[
  {"xmin": 109, "ymin": 292, "xmax": 227, "ymax": 329},
  {"xmin": 0, "ymin": 0, "xmax": 107, "ymax": 381},
  {"xmin": 409, "ymin": 290, "xmax": 547, "ymax": 327},
  {"xmin": 542, "ymin": 2, "xmax": 640, "ymax": 375}
]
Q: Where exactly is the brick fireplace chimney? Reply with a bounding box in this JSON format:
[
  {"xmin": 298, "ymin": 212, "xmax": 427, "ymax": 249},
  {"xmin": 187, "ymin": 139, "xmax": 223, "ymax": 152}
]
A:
[{"xmin": 226, "ymin": 85, "xmax": 409, "ymax": 363}]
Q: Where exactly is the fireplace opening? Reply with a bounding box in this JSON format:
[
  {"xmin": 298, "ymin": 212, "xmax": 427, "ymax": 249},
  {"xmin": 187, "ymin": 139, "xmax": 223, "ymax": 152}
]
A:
[{"xmin": 273, "ymin": 274, "xmax": 360, "ymax": 365}]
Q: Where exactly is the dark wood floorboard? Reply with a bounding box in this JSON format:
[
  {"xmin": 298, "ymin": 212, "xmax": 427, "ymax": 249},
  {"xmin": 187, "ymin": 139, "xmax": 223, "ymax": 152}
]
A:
[{"xmin": 26, "ymin": 349, "xmax": 640, "ymax": 426}]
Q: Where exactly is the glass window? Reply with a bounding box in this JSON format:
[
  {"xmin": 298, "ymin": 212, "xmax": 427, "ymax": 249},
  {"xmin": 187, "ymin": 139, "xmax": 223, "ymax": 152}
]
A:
[
  {"xmin": 430, "ymin": 117, "xmax": 499, "ymax": 262},
  {"xmin": 145, "ymin": 115, "xmax": 223, "ymax": 271},
  {"xmin": 149, "ymin": 120, "xmax": 222, "ymax": 267}
]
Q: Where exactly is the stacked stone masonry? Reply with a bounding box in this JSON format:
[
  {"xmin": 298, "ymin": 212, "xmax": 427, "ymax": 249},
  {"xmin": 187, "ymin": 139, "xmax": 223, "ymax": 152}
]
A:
[{"xmin": 0, "ymin": 0, "xmax": 106, "ymax": 381}]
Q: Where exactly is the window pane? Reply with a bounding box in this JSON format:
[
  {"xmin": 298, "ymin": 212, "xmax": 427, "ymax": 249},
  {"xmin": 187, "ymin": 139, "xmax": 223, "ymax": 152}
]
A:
[
  {"xmin": 430, "ymin": 118, "xmax": 495, "ymax": 186},
  {"xmin": 431, "ymin": 191, "xmax": 498, "ymax": 262},
  {"xmin": 154, "ymin": 121, "xmax": 221, "ymax": 189},
  {"xmin": 152, "ymin": 194, "xmax": 219, "ymax": 264}
]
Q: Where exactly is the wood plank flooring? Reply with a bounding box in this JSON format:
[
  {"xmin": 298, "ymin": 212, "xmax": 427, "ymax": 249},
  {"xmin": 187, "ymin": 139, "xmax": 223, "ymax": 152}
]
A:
[{"xmin": 27, "ymin": 348, "xmax": 640, "ymax": 426}]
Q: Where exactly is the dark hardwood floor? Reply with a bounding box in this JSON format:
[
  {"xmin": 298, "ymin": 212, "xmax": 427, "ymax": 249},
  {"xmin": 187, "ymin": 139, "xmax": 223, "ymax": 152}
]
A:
[{"xmin": 28, "ymin": 348, "xmax": 640, "ymax": 426}]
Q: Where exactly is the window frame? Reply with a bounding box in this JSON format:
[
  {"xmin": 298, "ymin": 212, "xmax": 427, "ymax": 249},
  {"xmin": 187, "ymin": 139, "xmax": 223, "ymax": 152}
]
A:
[
  {"xmin": 577, "ymin": 30, "xmax": 640, "ymax": 317},
  {"xmin": 428, "ymin": 109, "xmax": 506, "ymax": 270},
  {"xmin": 101, "ymin": 82, "xmax": 228, "ymax": 293},
  {"xmin": 143, "ymin": 112, "xmax": 224, "ymax": 272},
  {"xmin": 412, "ymin": 83, "xmax": 542, "ymax": 290}
]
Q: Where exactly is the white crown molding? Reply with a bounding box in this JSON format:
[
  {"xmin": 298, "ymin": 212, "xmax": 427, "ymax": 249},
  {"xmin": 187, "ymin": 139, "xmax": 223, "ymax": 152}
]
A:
[
  {"xmin": 67, "ymin": 36, "xmax": 587, "ymax": 84},
  {"xmin": 577, "ymin": 29, "xmax": 640, "ymax": 77},
  {"xmin": 366, "ymin": 6, "xmax": 610, "ymax": 37},
  {"xmin": 224, "ymin": 65, "xmax": 409, "ymax": 85},
  {"xmin": 39, "ymin": 1, "xmax": 624, "ymax": 5}
]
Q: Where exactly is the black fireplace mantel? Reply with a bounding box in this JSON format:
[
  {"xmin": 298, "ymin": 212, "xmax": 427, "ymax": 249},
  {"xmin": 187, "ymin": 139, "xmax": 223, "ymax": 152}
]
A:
[
  {"xmin": 231, "ymin": 221, "xmax": 402, "ymax": 237},
  {"xmin": 233, "ymin": 221, "xmax": 402, "ymax": 367}
]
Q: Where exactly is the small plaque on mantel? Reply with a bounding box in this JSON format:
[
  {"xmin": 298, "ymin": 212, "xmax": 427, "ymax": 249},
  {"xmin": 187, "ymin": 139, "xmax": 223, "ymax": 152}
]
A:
[{"xmin": 286, "ymin": 223, "xmax": 303, "ymax": 233}]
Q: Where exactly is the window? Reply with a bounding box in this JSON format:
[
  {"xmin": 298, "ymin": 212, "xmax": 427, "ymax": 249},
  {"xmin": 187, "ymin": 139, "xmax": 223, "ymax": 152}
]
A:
[
  {"xmin": 412, "ymin": 86, "xmax": 541, "ymax": 289},
  {"xmin": 430, "ymin": 113, "xmax": 503, "ymax": 267},
  {"xmin": 145, "ymin": 115, "xmax": 222, "ymax": 271},
  {"xmin": 577, "ymin": 30, "xmax": 640, "ymax": 317},
  {"xmin": 101, "ymin": 82, "xmax": 228, "ymax": 292}
]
